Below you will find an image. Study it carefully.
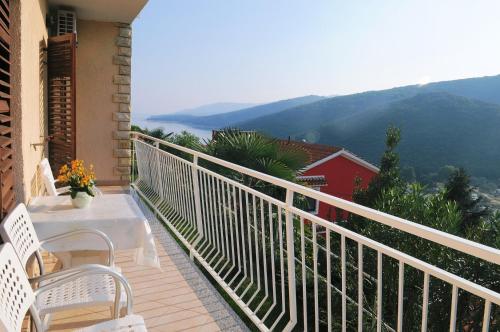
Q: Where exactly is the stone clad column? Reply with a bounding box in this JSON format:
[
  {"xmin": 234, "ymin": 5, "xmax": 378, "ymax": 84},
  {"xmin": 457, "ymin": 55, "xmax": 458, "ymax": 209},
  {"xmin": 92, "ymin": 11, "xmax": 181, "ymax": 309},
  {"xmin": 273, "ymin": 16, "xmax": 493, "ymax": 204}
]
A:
[{"xmin": 112, "ymin": 23, "xmax": 132, "ymax": 182}]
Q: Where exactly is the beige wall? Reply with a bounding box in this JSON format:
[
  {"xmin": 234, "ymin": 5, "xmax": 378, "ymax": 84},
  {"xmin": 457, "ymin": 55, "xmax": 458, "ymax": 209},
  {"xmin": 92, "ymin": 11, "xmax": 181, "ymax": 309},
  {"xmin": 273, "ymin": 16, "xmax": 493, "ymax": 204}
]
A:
[
  {"xmin": 75, "ymin": 20, "xmax": 122, "ymax": 184},
  {"xmin": 11, "ymin": 6, "xmax": 131, "ymax": 203},
  {"xmin": 12, "ymin": 0, "xmax": 48, "ymax": 203}
]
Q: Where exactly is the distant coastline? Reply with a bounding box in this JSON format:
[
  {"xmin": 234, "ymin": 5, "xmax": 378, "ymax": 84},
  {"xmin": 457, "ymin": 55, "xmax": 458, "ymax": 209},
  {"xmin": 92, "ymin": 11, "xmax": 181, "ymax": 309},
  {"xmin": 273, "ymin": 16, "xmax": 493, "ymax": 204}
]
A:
[{"xmin": 132, "ymin": 118, "xmax": 213, "ymax": 139}]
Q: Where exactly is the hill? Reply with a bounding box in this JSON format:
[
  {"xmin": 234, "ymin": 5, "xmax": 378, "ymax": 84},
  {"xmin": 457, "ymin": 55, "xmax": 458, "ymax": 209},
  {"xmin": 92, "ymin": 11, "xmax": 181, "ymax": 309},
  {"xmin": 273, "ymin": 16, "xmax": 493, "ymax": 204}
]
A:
[
  {"xmin": 308, "ymin": 92, "xmax": 500, "ymax": 178},
  {"xmin": 148, "ymin": 95, "xmax": 326, "ymax": 128},
  {"xmin": 173, "ymin": 102, "xmax": 258, "ymax": 116},
  {"xmin": 237, "ymin": 74, "xmax": 500, "ymax": 179},
  {"xmin": 238, "ymin": 75, "xmax": 500, "ymax": 138}
]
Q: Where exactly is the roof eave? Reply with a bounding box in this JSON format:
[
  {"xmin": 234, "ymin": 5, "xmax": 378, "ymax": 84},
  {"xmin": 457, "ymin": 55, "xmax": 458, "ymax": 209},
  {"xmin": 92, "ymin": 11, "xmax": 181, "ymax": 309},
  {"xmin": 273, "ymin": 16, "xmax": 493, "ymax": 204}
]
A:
[{"xmin": 47, "ymin": 0, "xmax": 149, "ymax": 23}]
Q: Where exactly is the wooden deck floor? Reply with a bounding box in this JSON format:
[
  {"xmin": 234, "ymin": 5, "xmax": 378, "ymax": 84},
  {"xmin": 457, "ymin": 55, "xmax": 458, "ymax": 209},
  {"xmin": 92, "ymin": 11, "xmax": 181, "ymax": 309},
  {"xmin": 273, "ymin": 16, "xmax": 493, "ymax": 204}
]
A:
[
  {"xmin": 46, "ymin": 246, "xmax": 222, "ymax": 331},
  {"xmin": 30, "ymin": 187, "xmax": 246, "ymax": 331}
]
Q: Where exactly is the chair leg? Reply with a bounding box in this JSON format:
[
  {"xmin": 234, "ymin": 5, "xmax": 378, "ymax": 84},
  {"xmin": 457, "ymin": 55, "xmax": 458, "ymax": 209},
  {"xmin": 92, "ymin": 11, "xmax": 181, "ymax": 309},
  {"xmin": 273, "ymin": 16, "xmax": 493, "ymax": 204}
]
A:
[{"xmin": 112, "ymin": 281, "xmax": 121, "ymax": 319}]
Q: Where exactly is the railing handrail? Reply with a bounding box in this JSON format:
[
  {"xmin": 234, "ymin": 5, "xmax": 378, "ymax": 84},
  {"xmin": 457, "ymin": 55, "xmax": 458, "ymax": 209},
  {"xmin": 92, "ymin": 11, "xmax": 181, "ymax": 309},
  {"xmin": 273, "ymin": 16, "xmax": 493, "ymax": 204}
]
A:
[{"xmin": 131, "ymin": 132, "xmax": 500, "ymax": 265}]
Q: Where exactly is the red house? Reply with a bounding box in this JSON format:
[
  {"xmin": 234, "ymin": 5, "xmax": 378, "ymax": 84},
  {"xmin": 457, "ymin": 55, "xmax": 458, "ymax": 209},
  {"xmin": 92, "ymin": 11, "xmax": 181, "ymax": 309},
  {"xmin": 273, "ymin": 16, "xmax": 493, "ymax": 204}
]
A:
[{"xmin": 280, "ymin": 140, "xmax": 379, "ymax": 221}]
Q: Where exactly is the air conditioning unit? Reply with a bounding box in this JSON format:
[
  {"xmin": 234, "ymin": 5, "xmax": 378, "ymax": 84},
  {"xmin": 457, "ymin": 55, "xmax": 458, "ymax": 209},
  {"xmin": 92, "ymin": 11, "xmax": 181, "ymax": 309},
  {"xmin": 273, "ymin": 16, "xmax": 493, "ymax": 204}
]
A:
[{"xmin": 56, "ymin": 10, "xmax": 76, "ymax": 36}]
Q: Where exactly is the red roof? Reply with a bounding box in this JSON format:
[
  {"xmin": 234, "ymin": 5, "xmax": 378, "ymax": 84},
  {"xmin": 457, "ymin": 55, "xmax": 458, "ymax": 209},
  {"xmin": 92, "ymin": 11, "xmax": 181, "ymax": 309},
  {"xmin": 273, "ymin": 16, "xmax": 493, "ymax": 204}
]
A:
[{"xmin": 278, "ymin": 139, "xmax": 342, "ymax": 165}]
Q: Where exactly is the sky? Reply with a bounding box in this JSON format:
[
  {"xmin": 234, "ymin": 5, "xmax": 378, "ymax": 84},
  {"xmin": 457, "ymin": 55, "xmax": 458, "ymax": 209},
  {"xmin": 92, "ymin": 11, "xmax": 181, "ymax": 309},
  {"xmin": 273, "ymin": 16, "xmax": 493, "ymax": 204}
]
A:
[{"xmin": 131, "ymin": 0, "xmax": 500, "ymax": 116}]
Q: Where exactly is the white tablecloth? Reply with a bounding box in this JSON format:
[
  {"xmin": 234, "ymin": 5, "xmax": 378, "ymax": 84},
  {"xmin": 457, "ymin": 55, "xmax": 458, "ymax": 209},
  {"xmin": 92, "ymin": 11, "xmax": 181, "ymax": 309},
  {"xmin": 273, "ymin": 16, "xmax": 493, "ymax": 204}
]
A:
[{"xmin": 28, "ymin": 194, "xmax": 160, "ymax": 268}]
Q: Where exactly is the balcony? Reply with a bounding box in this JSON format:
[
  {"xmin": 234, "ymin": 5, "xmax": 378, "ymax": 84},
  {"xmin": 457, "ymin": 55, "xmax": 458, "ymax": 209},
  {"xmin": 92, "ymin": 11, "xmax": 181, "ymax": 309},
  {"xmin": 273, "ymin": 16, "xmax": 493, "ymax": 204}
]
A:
[
  {"xmin": 39, "ymin": 133, "xmax": 499, "ymax": 331},
  {"xmin": 37, "ymin": 186, "xmax": 246, "ymax": 332}
]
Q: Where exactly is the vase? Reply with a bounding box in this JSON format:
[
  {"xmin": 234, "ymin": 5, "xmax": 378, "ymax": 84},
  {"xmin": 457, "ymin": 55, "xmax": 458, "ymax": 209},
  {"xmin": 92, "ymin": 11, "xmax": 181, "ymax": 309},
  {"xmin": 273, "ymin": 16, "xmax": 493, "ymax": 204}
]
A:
[{"xmin": 71, "ymin": 191, "xmax": 93, "ymax": 209}]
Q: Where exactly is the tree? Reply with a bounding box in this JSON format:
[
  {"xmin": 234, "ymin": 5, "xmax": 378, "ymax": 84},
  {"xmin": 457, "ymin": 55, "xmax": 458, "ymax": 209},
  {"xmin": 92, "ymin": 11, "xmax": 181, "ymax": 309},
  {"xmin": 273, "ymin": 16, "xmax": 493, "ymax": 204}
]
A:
[
  {"xmin": 348, "ymin": 127, "xmax": 498, "ymax": 331},
  {"xmin": 168, "ymin": 130, "xmax": 201, "ymax": 149},
  {"xmin": 131, "ymin": 125, "xmax": 173, "ymax": 140},
  {"xmin": 444, "ymin": 168, "xmax": 489, "ymax": 232},
  {"xmin": 200, "ymin": 129, "xmax": 307, "ymax": 198},
  {"xmin": 353, "ymin": 126, "xmax": 403, "ymax": 207},
  {"xmin": 438, "ymin": 165, "xmax": 458, "ymax": 181}
]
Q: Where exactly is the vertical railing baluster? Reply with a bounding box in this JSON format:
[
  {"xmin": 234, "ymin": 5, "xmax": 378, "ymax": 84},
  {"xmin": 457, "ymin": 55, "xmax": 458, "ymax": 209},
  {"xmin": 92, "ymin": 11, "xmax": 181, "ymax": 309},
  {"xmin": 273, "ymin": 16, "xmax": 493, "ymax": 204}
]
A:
[
  {"xmin": 326, "ymin": 228, "xmax": 332, "ymax": 331},
  {"xmin": 278, "ymin": 207, "xmax": 286, "ymax": 328},
  {"xmin": 300, "ymin": 216, "xmax": 308, "ymax": 332},
  {"xmin": 449, "ymin": 285, "xmax": 458, "ymax": 332},
  {"xmin": 200, "ymin": 172, "xmax": 211, "ymax": 248},
  {"xmin": 191, "ymin": 155, "xmax": 204, "ymax": 240},
  {"xmin": 246, "ymin": 192, "xmax": 254, "ymax": 288},
  {"xmin": 313, "ymin": 223, "xmax": 319, "ymax": 332},
  {"xmin": 153, "ymin": 142, "xmax": 164, "ymax": 201},
  {"xmin": 421, "ymin": 272, "xmax": 429, "ymax": 332},
  {"xmin": 217, "ymin": 179, "xmax": 227, "ymax": 260},
  {"xmin": 202, "ymin": 172, "xmax": 214, "ymax": 249},
  {"xmin": 283, "ymin": 189, "xmax": 297, "ymax": 332},
  {"xmin": 341, "ymin": 234, "xmax": 347, "ymax": 332},
  {"xmin": 252, "ymin": 194, "xmax": 261, "ymax": 299},
  {"xmin": 397, "ymin": 261, "xmax": 405, "ymax": 332},
  {"xmin": 260, "ymin": 199, "xmax": 269, "ymax": 304},
  {"xmin": 377, "ymin": 251, "xmax": 382, "ymax": 332},
  {"xmin": 131, "ymin": 137, "xmax": 136, "ymax": 182},
  {"xmin": 269, "ymin": 203, "xmax": 277, "ymax": 308},
  {"xmin": 482, "ymin": 300, "xmax": 491, "ymax": 332},
  {"xmin": 210, "ymin": 176, "xmax": 220, "ymax": 254},
  {"xmin": 358, "ymin": 243, "xmax": 363, "ymax": 332}
]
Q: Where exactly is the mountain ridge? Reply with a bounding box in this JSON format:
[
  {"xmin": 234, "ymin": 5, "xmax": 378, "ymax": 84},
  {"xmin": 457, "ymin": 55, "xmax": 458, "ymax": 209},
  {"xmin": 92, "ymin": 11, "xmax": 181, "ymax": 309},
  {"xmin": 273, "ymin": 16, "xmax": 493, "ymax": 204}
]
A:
[
  {"xmin": 237, "ymin": 74, "xmax": 500, "ymax": 179},
  {"xmin": 149, "ymin": 95, "xmax": 326, "ymax": 128}
]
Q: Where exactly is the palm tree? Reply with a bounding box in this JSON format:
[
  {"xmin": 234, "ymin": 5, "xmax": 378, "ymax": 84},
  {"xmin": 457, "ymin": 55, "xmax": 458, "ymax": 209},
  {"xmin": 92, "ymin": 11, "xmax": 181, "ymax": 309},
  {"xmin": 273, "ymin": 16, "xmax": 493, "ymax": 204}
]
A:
[{"xmin": 200, "ymin": 129, "xmax": 307, "ymax": 198}]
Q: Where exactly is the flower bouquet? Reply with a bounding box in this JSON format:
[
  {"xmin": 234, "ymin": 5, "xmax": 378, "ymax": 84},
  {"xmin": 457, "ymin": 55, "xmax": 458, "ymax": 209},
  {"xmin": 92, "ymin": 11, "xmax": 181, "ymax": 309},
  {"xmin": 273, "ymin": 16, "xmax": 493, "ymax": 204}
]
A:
[{"xmin": 58, "ymin": 160, "xmax": 96, "ymax": 208}]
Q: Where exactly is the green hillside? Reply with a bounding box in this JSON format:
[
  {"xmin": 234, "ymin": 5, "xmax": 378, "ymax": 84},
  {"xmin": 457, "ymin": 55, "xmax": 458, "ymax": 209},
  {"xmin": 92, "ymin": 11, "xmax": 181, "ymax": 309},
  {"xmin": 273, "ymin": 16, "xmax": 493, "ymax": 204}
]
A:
[
  {"xmin": 237, "ymin": 75, "xmax": 500, "ymax": 179},
  {"xmin": 309, "ymin": 93, "xmax": 500, "ymax": 178}
]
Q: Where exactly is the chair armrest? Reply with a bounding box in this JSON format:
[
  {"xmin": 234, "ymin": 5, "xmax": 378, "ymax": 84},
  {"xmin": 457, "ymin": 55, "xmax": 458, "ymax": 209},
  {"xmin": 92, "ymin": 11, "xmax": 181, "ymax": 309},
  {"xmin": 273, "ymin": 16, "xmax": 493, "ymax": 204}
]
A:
[
  {"xmin": 39, "ymin": 228, "xmax": 115, "ymax": 266},
  {"xmin": 29, "ymin": 263, "xmax": 116, "ymax": 284},
  {"xmin": 33, "ymin": 264, "xmax": 133, "ymax": 316}
]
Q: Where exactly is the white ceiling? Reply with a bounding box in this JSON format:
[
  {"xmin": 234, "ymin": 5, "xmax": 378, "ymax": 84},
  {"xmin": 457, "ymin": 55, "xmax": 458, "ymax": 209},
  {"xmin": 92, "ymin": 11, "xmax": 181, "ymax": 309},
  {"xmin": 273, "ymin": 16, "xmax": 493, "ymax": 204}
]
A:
[{"xmin": 48, "ymin": 0, "xmax": 149, "ymax": 23}]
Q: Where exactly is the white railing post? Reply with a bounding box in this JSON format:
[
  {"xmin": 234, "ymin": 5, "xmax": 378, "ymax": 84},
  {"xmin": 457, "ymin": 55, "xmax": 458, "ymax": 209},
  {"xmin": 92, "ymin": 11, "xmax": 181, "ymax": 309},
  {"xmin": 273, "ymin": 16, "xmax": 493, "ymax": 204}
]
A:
[
  {"xmin": 284, "ymin": 189, "xmax": 297, "ymax": 332},
  {"xmin": 192, "ymin": 155, "xmax": 204, "ymax": 239},
  {"xmin": 153, "ymin": 141, "xmax": 164, "ymax": 201},
  {"xmin": 131, "ymin": 136, "xmax": 136, "ymax": 183}
]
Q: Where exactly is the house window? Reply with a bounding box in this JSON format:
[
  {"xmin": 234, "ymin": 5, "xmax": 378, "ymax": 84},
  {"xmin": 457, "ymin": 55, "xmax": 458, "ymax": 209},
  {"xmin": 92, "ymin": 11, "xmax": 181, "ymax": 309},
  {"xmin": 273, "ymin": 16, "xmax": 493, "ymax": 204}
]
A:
[{"xmin": 304, "ymin": 186, "xmax": 320, "ymax": 215}]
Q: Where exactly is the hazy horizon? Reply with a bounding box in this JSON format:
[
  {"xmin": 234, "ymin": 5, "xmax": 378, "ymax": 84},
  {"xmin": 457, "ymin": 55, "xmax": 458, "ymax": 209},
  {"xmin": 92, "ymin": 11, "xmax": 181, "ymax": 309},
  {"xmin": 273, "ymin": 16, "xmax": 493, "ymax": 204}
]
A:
[{"xmin": 132, "ymin": 0, "xmax": 500, "ymax": 116}]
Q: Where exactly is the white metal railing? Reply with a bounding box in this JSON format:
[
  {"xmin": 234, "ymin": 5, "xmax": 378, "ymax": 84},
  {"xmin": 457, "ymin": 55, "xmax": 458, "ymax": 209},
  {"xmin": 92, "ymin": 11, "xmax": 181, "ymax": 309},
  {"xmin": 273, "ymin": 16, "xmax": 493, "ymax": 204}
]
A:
[{"xmin": 131, "ymin": 133, "xmax": 500, "ymax": 332}]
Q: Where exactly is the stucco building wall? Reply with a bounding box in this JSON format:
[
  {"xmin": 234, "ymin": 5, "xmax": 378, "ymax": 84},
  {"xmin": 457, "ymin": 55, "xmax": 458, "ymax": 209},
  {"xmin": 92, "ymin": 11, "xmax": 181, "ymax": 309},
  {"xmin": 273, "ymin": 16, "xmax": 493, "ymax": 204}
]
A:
[
  {"xmin": 76, "ymin": 20, "xmax": 122, "ymax": 184},
  {"xmin": 11, "ymin": 4, "xmax": 132, "ymax": 203}
]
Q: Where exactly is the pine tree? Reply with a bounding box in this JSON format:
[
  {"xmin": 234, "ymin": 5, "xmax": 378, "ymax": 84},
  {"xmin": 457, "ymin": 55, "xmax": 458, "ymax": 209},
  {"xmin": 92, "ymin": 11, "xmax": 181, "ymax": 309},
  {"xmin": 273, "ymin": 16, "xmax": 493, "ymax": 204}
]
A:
[
  {"xmin": 444, "ymin": 167, "xmax": 489, "ymax": 232},
  {"xmin": 353, "ymin": 125, "xmax": 403, "ymax": 207}
]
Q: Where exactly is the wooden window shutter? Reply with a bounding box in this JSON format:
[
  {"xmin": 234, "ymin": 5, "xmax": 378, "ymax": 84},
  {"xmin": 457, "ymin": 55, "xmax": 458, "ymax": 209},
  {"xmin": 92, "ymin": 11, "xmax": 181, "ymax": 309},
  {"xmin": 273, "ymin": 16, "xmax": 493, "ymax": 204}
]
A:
[
  {"xmin": 0, "ymin": 0, "xmax": 14, "ymax": 219},
  {"xmin": 47, "ymin": 33, "xmax": 76, "ymax": 176}
]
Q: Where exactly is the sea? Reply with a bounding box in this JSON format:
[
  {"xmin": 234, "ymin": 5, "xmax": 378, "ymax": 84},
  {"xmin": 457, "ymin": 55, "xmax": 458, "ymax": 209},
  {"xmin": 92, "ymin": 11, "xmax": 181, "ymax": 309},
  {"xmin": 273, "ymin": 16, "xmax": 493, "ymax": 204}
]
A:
[{"xmin": 132, "ymin": 118, "xmax": 213, "ymax": 140}]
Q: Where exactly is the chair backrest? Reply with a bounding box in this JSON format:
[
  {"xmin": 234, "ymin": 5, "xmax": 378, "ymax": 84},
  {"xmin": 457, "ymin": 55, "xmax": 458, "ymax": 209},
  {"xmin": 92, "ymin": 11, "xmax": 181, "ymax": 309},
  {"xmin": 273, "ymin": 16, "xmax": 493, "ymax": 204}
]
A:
[
  {"xmin": 0, "ymin": 203, "xmax": 41, "ymax": 269},
  {"xmin": 0, "ymin": 243, "xmax": 36, "ymax": 332},
  {"xmin": 40, "ymin": 158, "xmax": 59, "ymax": 196}
]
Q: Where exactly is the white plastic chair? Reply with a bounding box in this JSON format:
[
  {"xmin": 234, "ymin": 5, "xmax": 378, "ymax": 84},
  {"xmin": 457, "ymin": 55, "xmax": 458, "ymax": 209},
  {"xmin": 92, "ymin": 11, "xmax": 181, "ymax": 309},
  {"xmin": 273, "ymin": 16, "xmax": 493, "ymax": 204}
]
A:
[
  {"xmin": 0, "ymin": 203, "xmax": 125, "ymax": 325},
  {"xmin": 0, "ymin": 243, "xmax": 147, "ymax": 332},
  {"xmin": 39, "ymin": 158, "xmax": 103, "ymax": 196}
]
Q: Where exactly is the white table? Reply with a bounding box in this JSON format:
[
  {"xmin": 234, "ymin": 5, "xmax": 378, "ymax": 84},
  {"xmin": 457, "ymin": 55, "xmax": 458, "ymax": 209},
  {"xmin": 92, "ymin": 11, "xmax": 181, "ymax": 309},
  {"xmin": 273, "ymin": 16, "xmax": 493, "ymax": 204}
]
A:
[{"xmin": 28, "ymin": 194, "xmax": 160, "ymax": 269}]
